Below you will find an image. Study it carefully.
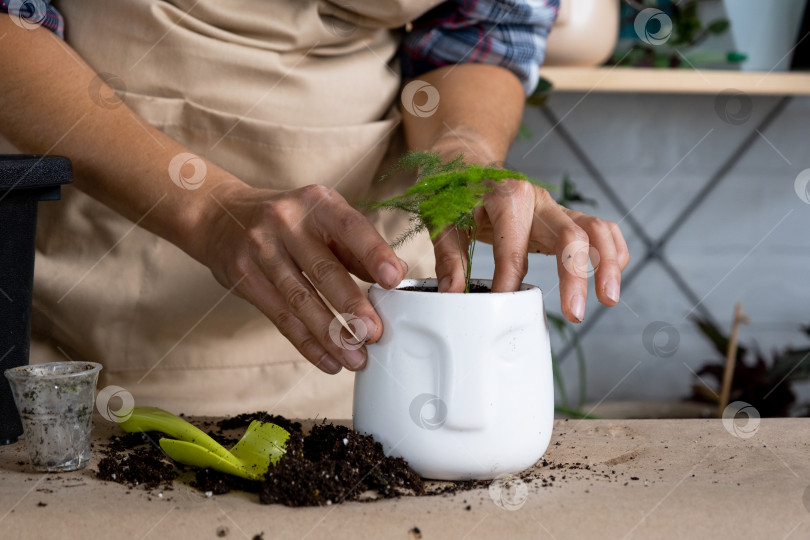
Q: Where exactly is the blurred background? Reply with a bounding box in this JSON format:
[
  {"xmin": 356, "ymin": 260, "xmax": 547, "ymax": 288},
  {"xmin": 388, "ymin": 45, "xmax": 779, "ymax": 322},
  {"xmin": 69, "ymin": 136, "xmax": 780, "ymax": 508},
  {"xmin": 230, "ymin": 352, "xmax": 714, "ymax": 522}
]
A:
[{"xmin": 472, "ymin": 0, "xmax": 810, "ymax": 418}]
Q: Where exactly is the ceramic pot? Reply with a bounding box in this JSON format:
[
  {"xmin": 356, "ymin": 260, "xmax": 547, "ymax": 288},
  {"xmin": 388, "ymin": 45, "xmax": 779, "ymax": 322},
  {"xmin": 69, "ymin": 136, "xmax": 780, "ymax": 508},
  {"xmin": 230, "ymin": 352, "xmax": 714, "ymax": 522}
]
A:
[
  {"xmin": 544, "ymin": 0, "xmax": 620, "ymax": 67},
  {"xmin": 353, "ymin": 278, "xmax": 554, "ymax": 480},
  {"xmin": 723, "ymin": 0, "xmax": 806, "ymax": 71}
]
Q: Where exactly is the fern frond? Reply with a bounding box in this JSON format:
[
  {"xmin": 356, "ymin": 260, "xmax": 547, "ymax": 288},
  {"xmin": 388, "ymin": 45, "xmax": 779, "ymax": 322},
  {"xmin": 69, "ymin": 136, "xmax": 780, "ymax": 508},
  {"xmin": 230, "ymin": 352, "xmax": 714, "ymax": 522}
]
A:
[
  {"xmin": 367, "ymin": 150, "xmax": 553, "ymax": 291},
  {"xmin": 391, "ymin": 222, "xmax": 427, "ymax": 249}
]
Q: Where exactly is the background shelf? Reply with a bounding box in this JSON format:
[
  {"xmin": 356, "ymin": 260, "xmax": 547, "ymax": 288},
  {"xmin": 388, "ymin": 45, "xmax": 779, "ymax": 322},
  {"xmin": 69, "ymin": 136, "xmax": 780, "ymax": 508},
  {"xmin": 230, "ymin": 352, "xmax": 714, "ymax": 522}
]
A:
[{"xmin": 540, "ymin": 67, "xmax": 810, "ymax": 95}]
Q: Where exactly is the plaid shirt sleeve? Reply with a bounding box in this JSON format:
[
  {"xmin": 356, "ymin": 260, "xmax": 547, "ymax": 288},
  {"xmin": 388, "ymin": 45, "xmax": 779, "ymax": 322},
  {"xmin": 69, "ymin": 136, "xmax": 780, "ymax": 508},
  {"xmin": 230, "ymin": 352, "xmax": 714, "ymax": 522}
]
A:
[
  {"xmin": 0, "ymin": 0, "xmax": 64, "ymax": 38},
  {"xmin": 400, "ymin": 0, "xmax": 559, "ymax": 96}
]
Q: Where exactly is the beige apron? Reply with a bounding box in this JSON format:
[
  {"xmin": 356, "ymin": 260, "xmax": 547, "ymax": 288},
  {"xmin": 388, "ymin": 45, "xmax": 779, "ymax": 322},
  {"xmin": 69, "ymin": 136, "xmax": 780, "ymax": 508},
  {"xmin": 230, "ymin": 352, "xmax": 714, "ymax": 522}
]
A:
[{"xmin": 25, "ymin": 0, "xmax": 441, "ymax": 418}]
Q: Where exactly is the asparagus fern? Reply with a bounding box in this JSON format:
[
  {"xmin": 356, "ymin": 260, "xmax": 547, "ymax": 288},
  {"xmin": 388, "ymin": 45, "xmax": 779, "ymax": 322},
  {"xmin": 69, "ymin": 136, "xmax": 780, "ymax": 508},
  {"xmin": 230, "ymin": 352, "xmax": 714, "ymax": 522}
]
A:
[{"xmin": 370, "ymin": 151, "xmax": 552, "ymax": 292}]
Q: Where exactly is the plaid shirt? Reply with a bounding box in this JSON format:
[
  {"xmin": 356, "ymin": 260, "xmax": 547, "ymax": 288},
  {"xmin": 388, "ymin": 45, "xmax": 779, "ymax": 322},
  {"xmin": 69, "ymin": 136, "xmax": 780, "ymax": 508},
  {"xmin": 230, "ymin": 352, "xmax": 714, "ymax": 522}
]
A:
[
  {"xmin": 401, "ymin": 0, "xmax": 559, "ymax": 95},
  {"xmin": 0, "ymin": 0, "xmax": 63, "ymax": 38},
  {"xmin": 1, "ymin": 0, "xmax": 557, "ymax": 94}
]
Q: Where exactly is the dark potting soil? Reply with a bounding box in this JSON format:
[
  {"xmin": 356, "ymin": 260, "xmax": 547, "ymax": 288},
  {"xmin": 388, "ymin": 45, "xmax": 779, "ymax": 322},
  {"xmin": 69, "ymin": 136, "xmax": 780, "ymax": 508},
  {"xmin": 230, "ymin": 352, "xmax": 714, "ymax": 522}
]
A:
[
  {"xmin": 96, "ymin": 432, "xmax": 175, "ymax": 491},
  {"xmin": 95, "ymin": 413, "xmax": 423, "ymax": 507},
  {"xmin": 193, "ymin": 467, "xmax": 234, "ymax": 495},
  {"xmin": 399, "ymin": 283, "xmax": 490, "ymax": 293},
  {"xmin": 95, "ymin": 416, "xmax": 638, "ymax": 508},
  {"xmin": 259, "ymin": 422, "xmax": 424, "ymax": 506},
  {"xmin": 216, "ymin": 412, "xmax": 302, "ymax": 434}
]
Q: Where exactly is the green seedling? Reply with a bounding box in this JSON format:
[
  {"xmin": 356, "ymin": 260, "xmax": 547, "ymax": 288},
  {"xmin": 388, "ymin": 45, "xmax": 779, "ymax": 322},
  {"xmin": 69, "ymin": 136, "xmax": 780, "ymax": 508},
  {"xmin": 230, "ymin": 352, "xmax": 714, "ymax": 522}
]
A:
[
  {"xmin": 119, "ymin": 406, "xmax": 289, "ymax": 480},
  {"xmin": 369, "ymin": 151, "xmax": 553, "ymax": 292}
]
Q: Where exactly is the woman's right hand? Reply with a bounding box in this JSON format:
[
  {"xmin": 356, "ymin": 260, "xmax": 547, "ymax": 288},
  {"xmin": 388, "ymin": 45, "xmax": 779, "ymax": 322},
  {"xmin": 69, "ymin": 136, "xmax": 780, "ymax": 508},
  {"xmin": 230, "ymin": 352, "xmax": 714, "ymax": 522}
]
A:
[
  {"xmin": 0, "ymin": 16, "xmax": 406, "ymax": 375},
  {"xmin": 196, "ymin": 182, "xmax": 408, "ymax": 375}
]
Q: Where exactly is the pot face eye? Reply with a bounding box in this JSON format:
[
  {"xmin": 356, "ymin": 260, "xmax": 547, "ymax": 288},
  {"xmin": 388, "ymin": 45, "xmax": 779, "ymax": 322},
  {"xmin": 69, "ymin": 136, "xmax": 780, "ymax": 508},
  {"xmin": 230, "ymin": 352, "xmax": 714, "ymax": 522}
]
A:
[
  {"xmin": 397, "ymin": 323, "xmax": 443, "ymax": 361},
  {"xmin": 492, "ymin": 326, "xmax": 535, "ymax": 366},
  {"xmin": 392, "ymin": 322, "xmax": 446, "ymax": 395},
  {"xmin": 494, "ymin": 333, "xmax": 519, "ymax": 365}
]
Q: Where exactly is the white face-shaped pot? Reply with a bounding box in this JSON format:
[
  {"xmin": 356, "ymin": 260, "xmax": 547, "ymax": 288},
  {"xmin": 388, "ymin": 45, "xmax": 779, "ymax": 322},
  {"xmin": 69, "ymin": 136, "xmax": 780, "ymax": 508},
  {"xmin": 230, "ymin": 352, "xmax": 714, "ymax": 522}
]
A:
[{"xmin": 353, "ymin": 279, "xmax": 554, "ymax": 480}]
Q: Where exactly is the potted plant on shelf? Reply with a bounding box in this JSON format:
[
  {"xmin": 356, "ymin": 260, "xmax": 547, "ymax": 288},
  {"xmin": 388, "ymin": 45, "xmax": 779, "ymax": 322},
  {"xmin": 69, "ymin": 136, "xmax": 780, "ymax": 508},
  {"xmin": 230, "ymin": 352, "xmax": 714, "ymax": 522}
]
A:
[
  {"xmin": 353, "ymin": 152, "xmax": 556, "ymax": 481},
  {"xmin": 612, "ymin": 0, "xmax": 746, "ymax": 69}
]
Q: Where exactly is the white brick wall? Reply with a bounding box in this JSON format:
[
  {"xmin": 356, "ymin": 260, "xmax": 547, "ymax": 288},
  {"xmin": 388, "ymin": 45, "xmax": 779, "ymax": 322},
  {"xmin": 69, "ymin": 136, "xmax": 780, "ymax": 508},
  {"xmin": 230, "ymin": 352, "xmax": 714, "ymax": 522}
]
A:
[{"xmin": 472, "ymin": 93, "xmax": 810, "ymax": 410}]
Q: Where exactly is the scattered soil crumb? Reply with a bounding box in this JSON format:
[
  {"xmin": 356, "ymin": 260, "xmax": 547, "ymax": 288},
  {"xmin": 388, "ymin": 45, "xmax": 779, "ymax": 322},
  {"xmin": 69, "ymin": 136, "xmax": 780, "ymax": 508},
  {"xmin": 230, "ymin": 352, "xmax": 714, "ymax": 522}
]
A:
[
  {"xmin": 36, "ymin": 502, "xmax": 46, "ymax": 507},
  {"xmin": 410, "ymin": 526, "xmax": 422, "ymax": 538},
  {"xmin": 215, "ymin": 525, "xmax": 229, "ymax": 537}
]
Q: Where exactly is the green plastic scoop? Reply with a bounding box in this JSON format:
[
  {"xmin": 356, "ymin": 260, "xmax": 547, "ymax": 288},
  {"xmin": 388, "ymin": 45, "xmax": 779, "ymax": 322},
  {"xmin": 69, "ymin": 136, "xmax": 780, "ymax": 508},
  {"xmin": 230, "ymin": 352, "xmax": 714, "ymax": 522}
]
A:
[{"xmin": 118, "ymin": 407, "xmax": 289, "ymax": 481}]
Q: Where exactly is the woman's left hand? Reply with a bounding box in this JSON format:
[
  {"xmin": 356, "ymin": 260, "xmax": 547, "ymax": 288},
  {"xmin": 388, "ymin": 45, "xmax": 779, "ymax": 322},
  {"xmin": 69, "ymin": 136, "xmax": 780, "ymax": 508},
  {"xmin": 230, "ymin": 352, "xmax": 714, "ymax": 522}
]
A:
[{"xmin": 433, "ymin": 179, "xmax": 630, "ymax": 324}]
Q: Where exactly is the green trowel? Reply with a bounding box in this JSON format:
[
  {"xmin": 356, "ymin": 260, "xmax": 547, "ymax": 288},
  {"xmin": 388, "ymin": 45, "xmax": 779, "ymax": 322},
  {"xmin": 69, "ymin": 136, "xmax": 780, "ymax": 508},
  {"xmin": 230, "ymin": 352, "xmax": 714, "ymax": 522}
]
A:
[{"xmin": 118, "ymin": 407, "xmax": 289, "ymax": 481}]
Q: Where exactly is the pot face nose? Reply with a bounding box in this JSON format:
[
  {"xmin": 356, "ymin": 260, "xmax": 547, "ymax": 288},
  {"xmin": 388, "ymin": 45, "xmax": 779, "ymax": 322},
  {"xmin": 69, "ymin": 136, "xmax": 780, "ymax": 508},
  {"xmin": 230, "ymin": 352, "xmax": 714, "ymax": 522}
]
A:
[{"xmin": 395, "ymin": 321, "xmax": 490, "ymax": 432}]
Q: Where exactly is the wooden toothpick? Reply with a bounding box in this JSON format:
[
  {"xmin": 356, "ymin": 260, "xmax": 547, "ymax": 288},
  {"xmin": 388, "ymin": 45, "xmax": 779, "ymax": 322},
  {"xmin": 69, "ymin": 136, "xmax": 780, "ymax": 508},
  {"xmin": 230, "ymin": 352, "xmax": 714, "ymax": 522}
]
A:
[{"xmin": 717, "ymin": 303, "xmax": 750, "ymax": 418}]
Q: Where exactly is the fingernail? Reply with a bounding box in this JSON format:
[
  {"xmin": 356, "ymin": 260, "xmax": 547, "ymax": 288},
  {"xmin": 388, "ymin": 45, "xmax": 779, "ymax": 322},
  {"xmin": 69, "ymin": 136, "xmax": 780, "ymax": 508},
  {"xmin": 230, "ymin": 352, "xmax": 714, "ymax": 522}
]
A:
[
  {"xmin": 378, "ymin": 262, "xmax": 400, "ymax": 288},
  {"xmin": 318, "ymin": 354, "xmax": 342, "ymax": 374},
  {"xmin": 571, "ymin": 295, "xmax": 585, "ymax": 322},
  {"xmin": 398, "ymin": 257, "xmax": 409, "ymax": 275},
  {"xmin": 438, "ymin": 276, "xmax": 452, "ymax": 292},
  {"xmin": 342, "ymin": 348, "xmax": 366, "ymax": 370},
  {"xmin": 359, "ymin": 316, "xmax": 378, "ymax": 341},
  {"xmin": 606, "ymin": 279, "xmax": 620, "ymax": 302}
]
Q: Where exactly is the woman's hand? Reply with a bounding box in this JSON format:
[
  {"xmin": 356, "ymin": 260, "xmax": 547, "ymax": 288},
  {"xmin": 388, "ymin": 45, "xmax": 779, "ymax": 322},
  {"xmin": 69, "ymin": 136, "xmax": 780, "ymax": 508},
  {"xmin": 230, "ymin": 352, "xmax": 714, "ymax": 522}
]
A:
[
  {"xmin": 0, "ymin": 15, "xmax": 407, "ymax": 375},
  {"xmin": 433, "ymin": 179, "xmax": 630, "ymax": 324},
  {"xmin": 199, "ymin": 182, "xmax": 408, "ymax": 374},
  {"xmin": 398, "ymin": 64, "xmax": 629, "ymax": 323}
]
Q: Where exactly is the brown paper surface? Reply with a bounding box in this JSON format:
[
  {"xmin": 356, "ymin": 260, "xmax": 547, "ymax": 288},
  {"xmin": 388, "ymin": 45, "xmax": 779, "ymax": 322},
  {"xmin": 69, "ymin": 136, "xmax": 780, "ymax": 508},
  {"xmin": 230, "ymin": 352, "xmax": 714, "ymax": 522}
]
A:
[{"xmin": 2, "ymin": 416, "xmax": 808, "ymax": 539}]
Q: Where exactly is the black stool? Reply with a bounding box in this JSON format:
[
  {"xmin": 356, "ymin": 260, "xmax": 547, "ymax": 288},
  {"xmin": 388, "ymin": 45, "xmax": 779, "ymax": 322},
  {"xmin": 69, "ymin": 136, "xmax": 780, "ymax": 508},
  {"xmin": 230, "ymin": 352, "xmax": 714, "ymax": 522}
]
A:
[{"xmin": 0, "ymin": 155, "xmax": 72, "ymax": 445}]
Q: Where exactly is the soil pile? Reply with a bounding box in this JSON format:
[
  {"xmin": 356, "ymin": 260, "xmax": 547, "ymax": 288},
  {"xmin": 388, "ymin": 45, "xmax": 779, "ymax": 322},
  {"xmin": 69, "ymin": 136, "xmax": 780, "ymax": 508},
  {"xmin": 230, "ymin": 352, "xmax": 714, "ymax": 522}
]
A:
[
  {"xmin": 260, "ymin": 422, "xmax": 423, "ymax": 506},
  {"xmin": 96, "ymin": 432, "xmax": 174, "ymax": 491},
  {"xmin": 95, "ymin": 414, "xmax": 423, "ymax": 507}
]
